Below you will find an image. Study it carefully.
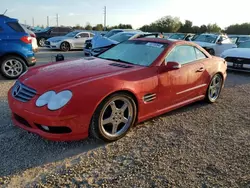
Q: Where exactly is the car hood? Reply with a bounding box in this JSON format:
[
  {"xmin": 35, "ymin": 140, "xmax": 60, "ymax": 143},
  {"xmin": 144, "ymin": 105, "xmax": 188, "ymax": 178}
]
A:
[
  {"xmin": 19, "ymin": 57, "xmax": 143, "ymax": 94},
  {"xmin": 221, "ymin": 48, "xmax": 250, "ymax": 58},
  {"xmin": 194, "ymin": 41, "xmax": 215, "ymax": 47},
  {"xmin": 92, "ymin": 35, "xmax": 118, "ymax": 49},
  {"xmin": 47, "ymin": 36, "xmax": 71, "ymax": 41}
]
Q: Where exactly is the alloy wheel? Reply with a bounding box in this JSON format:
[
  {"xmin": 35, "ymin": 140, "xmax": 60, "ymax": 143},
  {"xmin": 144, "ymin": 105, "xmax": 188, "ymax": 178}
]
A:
[{"xmin": 2, "ymin": 59, "xmax": 23, "ymax": 78}]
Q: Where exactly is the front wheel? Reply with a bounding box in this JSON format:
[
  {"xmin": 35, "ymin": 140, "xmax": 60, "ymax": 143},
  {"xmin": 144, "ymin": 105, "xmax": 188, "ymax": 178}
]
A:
[
  {"xmin": 60, "ymin": 42, "xmax": 70, "ymax": 52},
  {"xmin": 0, "ymin": 56, "xmax": 26, "ymax": 79},
  {"xmin": 206, "ymin": 73, "xmax": 223, "ymax": 103},
  {"xmin": 207, "ymin": 49, "xmax": 215, "ymax": 55},
  {"xmin": 89, "ymin": 93, "xmax": 137, "ymax": 142}
]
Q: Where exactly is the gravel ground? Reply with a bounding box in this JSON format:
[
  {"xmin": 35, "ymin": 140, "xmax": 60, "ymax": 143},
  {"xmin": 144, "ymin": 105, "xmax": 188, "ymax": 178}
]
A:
[{"xmin": 0, "ymin": 71, "xmax": 249, "ymax": 187}]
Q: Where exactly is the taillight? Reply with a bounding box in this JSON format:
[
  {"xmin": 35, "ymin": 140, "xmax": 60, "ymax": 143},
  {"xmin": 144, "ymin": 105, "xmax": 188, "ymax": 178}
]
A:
[
  {"xmin": 30, "ymin": 33, "xmax": 36, "ymax": 38},
  {"xmin": 21, "ymin": 36, "xmax": 32, "ymax": 44}
]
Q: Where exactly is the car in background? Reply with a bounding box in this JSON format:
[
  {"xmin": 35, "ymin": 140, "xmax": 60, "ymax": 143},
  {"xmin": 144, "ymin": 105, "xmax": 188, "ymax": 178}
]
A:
[
  {"xmin": 84, "ymin": 31, "xmax": 157, "ymax": 56},
  {"xmin": 8, "ymin": 38, "xmax": 227, "ymax": 142},
  {"xmin": 168, "ymin": 33, "xmax": 195, "ymax": 41},
  {"xmin": 21, "ymin": 24, "xmax": 38, "ymax": 52},
  {"xmin": 221, "ymin": 40, "xmax": 250, "ymax": 72},
  {"xmin": 45, "ymin": 31, "xmax": 95, "ymax": 51},
  {"xmin": 0, "ymin": 15, "xmax": 36, "ymax": 79},
  {"xmin": 84, "ymin": 29, "xmax": 142, "ymax": 54},
  {"xmin": 35, "ymin": 26, "xmax": 73, "ymax": 47},
  {"xmin": 228, "ymin": 35, "xmax": 250, "ymax": 46},
  {"xmin": 193, "ymin": 33, "xmax": 237, "ymax": 56}
]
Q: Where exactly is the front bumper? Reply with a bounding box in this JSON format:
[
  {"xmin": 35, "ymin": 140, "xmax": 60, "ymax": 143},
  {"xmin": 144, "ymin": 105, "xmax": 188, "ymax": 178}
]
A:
[
  {"xmin": 45, "ymin": 41, "xmax": 61, "ymax": 49},
  {"xmin": 8, "ymin": 91, "xmax": 89, "ymax": 141},
  {"xmin": 226, "ymin": 61, "xmax": 250, "ymax": 72}
]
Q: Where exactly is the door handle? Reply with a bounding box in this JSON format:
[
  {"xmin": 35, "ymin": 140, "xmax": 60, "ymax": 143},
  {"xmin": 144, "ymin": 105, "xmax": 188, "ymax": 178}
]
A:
[{"xmin": 196, "ymin": 67, "xmax": 205, "ymax": 72}]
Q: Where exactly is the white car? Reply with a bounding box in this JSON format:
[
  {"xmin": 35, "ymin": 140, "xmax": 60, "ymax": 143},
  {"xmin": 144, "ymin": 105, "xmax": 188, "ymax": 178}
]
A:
[
  {"xmin": 193, "ymin": 33, "xmax": 237, "ymax": 56},
  {"xmin": 221, "ymin": 40, "xmax": 250, "ymax": 72},
  {"xmin": 45, "ymin": 31, "xmax": 94, "ymax": 51}
]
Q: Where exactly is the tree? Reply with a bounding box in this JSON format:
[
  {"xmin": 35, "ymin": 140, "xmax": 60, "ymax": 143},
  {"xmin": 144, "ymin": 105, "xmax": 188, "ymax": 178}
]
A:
[
  {"xmin": 179, "ymin": 20, "xmax": 193, "ymax": 33},
  {"xmin": 207, "ymin": 23, "xmax": 221, "ymax": 33},
  {"xmin": 74, "ymin": 24, "xmax": 82, "ymax": 30},
  {"xmin": 139, "ymin": 15, "xmax": 182, "ymax": 32},
  {"xmin": 85, "ymin": 22, "xmax": 92, "ymax": 30},
  {"xmin": 225, "ymin": 23, "xmax": 250, "ymax": 34},
  {"xmin": 93, "ymin": 24, "xmax": 104, "ymax": 31},
  {"xmin": 199, "ymin": 25, "xmax": 208, "ymax": 33}
]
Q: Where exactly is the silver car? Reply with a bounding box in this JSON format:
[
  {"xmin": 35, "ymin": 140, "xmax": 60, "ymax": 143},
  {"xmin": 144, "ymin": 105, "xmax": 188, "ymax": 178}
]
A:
[{"xmin": 45, "ymin": 30, "xmax": 95, "ymax": 51}]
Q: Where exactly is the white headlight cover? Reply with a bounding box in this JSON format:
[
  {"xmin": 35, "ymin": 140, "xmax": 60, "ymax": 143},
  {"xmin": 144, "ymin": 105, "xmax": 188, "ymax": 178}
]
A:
[
  {"xmin": 36, "ymin": 91, "xmax": 56, "ymax": 107},
  {"xmin": 47, "ymin": 90, "xmax": 73, "ymax": 111}
]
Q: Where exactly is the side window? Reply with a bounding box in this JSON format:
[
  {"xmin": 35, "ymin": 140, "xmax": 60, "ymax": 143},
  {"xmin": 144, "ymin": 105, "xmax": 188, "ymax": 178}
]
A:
[
  {"xmin": 165, "ymin": 45, "xmax": 197, "ymax": 65},
  {"xmin": 60, "ymin": 27, "xmax": 70, "ymax": 33},
  {"xmin": 51, "ymin": 28, "xmax": 59, "ymax": 33},
  {"xmin": 78, "ymin": 33, "xmax": 89, "ymax": 38},
  {"xmin": 7, "ymin": 22, "xmax": 25, "ymax": 32},
  {"xmin": 195, "ymin": 47, "xmax": 207, "ymax": 60}
]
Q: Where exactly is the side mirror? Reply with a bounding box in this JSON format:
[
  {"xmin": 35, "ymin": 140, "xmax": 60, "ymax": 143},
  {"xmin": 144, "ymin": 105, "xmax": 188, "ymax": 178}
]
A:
[
  {"xmin": 159, "ymin": 61, "xmax": 181, "ymax": 73},
  {"xmin": 166, "ymin": 61, "xmax": 181, "ymax": 70},
  {"xmin": 75, "ymin": 35, "xmax": 81, "ymax": 38}
]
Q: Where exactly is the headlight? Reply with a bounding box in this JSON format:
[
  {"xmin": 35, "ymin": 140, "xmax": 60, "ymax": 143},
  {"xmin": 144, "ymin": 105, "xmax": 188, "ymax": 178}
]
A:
[{"xmin": 36, "ymin": 90, "xmax": 72, "ymax": 111}]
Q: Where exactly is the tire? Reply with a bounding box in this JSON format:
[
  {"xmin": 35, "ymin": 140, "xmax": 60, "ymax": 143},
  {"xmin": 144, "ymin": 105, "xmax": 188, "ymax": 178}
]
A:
[
  {"xmin": 38, "ymin": 38, "xmax": 46, "ymax": 47},
  {"xmin": 0, "ymin": 55, "xmax": 27, "ymax": 79},
  {"xmin": 207, "ymin": 49, "xmax": 215, "ymax": 55},
  {"xmin": 206, "ymin": 73, "xmax": 223, "ymax": 103},
  {"xmin": 60, "ymin": 42, "xmax": 70, "ymax": 52},
  {"xmin": 89, "ymin": 93, "xmax": 137, "ymax": 142}
]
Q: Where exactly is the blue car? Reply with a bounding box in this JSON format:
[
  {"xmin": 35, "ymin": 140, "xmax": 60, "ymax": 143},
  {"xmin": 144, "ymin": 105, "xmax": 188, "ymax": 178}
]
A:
[{"xmin": 0, "ymin": 15, "xmax": 36, "ymax": 79}]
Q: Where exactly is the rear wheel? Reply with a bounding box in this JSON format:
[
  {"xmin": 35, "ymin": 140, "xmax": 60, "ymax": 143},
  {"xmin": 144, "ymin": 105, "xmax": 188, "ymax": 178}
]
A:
[
  {"xmin": 89, "ymin": 93, "xmax": 137, "ymax": 142},
  {"xmin": 206, "ymin": 73, "xmax": 223, "ymax": 103},
  {"xmin": 60, "ymin": 42, "xmax": 70, "ymax": 52},
  {"xmin": 0, "ymin": 55, "xmax": 26, "ymax": 79}
]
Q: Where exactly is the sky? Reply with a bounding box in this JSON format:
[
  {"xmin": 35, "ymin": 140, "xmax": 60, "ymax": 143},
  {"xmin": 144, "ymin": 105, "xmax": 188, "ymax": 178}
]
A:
[{"xmin": 1, "ymin": 0, "xmax": 250, "ymax": 29}]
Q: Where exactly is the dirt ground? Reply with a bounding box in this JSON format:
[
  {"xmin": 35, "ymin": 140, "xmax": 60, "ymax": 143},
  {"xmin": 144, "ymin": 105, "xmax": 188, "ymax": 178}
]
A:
[{"xmin": 0, "ymin": 71, "xmax": 249, "ymax": 188}]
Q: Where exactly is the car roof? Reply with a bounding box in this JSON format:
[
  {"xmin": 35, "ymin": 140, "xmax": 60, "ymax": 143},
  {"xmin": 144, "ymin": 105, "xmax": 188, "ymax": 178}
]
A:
[{"xmin": 0, "ymin": 15, "xmax": 18, "ymax": 22}]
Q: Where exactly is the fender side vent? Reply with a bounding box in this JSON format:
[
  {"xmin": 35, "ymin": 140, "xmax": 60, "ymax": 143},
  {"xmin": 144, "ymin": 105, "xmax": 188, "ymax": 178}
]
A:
[
  {"xmin": 143, "ymin": 93, "xmax": 156, "ymax": 103},
  {"xmin": 109, "ymin": 63, "xmax": 133, "ymax": 68}
]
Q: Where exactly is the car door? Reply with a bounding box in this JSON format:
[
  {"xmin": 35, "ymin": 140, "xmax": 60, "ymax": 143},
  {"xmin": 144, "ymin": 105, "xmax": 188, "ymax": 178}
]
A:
[
  {"xmin": 74, "ymin": 33, "xmax": 89, "ymax": 48},
  {"xmin": 215, "ymin": 36, "xmax": 237, "ymax": 56},
  {"xmin": 158, "ymin": 45, "xmax": 207, "ymax": 110}
]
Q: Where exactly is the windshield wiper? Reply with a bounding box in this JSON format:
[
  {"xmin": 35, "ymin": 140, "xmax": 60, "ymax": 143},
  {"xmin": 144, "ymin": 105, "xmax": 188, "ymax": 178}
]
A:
[{"xmin": 101, "ymin": 58, "xmax": 134, "ymax": 65}]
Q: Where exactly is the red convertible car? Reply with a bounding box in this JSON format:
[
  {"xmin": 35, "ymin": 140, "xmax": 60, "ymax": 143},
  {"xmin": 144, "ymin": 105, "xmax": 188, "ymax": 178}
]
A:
[{"xmin": 8, "ymin": 38, "xmax": 227, "ymax": 142}]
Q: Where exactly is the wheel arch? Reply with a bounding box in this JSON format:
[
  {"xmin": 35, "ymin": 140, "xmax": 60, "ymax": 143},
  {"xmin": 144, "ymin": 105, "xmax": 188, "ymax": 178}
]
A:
[{"xmin": 0, "ymin": 53, "xmax": 28, "ymax": 66}]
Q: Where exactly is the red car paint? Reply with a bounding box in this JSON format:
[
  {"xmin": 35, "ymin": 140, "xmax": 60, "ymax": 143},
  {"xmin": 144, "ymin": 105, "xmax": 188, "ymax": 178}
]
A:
[{"xmin": 8, "ymin": 38, "xmax": 227, "ymax": 141}]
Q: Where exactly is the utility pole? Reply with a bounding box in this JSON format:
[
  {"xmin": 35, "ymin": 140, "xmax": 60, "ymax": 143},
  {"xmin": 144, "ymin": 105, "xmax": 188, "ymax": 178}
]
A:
[
  {"xmin": 56, "ymin": 13, "xmax": 59, "ymax": 27},
  {"xmin": 47, "ymin": 16, "xmax": 49, "ymax": 27},
  {"xmin": 32, "ymin": 17, "xmax": 34, "ymax": 27},
  {"xmin": 104, "ymin": 6, "xmax": 107, "ymax": 31}
]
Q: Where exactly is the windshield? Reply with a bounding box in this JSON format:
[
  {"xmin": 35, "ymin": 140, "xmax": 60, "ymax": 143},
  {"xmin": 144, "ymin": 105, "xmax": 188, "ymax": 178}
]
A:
[
  {"xmin": 109, "ymin": 33, "xmax": 135, "ymax": 43},
  {"xmin": 194, "ymin": 34, "xmax": 218, "ymax": 43},
  {"xmin": 104, "ymin": 30, "xmax": 122, "ymax": 38},
  {"xmin": 169, "ymin": 34, "xmax": 186, "ymax": 40},
  {"xmin": 98, "ymin": 40, "xmax": 167, "ymax": 66},
  {"xmin": 238, "ymin": 41, "xmax": 250, "ymax": 48},
  {"xmin": 65, "ymin": 31, "xmax": 79, "ymax": 37}
]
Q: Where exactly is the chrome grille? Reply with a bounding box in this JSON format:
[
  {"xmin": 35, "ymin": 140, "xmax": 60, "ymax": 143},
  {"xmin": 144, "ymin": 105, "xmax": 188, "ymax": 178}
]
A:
[{"xmin": 12, "ymin": 81, "xmax": 37, "ymax": 102}]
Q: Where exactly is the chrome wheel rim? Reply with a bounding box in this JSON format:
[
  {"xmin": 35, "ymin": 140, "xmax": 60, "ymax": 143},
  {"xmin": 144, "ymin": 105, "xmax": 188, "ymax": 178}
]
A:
[
  {"xmin": 100, "ymin": 97, "xmax": 133, "ymax": 138},
  {"xmin": 61, "ymin": 42, "xmax": 70, "ymax": 51},
  {"xmin": 2, "ymin": 59, "xmax": 23, "ymax": 77},
  {"xmin": 39, "ymin": 38, "xmax": 45, "ymax": 47},
  {"xmin": 209, "ymin": 75, "xmax": 222, "ymax": 101}
]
